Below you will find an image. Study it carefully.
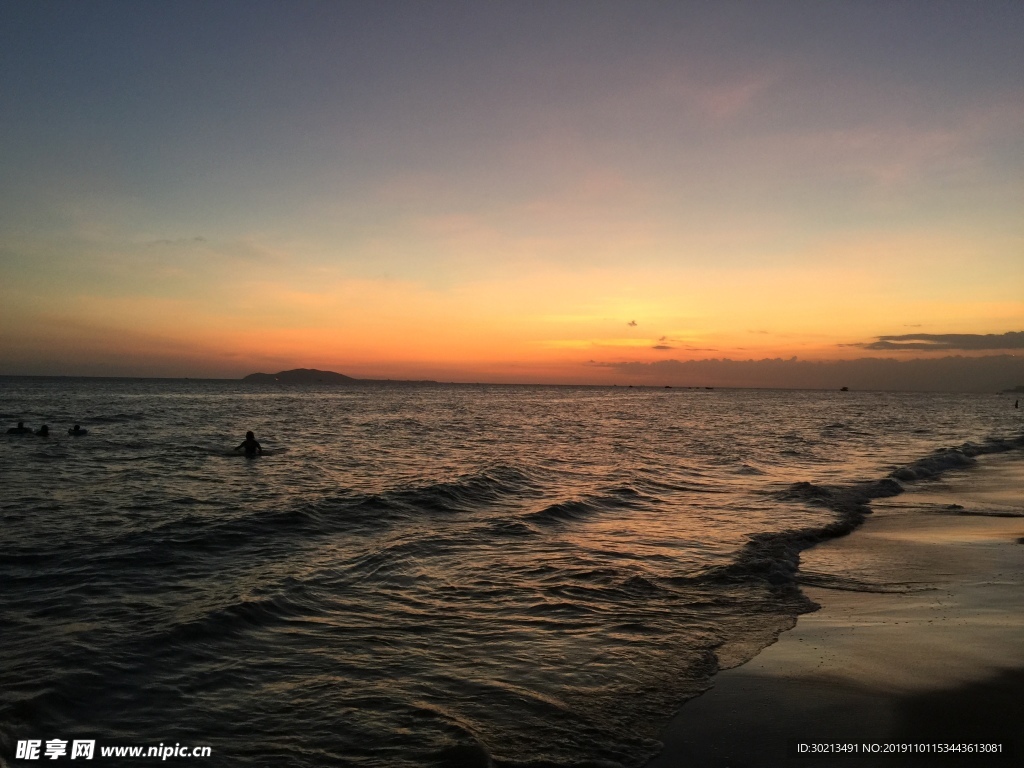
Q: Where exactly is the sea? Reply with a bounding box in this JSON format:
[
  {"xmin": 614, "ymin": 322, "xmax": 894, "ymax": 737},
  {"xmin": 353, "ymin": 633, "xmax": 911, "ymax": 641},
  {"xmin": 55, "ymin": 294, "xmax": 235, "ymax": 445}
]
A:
[{"xmin": 1, "ymin": 377, "xmax": 1022, "ymax": 767}]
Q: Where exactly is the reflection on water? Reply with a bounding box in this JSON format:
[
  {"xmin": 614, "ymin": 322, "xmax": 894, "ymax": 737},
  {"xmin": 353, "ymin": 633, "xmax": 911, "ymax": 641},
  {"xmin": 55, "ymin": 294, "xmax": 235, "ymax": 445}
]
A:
[{"xmin": 1, "ymin": 379, "xmax": 1020, "ymax": 766}]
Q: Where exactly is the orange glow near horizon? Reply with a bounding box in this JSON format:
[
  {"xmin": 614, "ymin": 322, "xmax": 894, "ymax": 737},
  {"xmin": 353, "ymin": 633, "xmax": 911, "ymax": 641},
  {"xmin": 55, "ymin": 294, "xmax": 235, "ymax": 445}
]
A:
[{"xmin": 3, "ymin": 241, "xmax": 1021, "ymax": 383}]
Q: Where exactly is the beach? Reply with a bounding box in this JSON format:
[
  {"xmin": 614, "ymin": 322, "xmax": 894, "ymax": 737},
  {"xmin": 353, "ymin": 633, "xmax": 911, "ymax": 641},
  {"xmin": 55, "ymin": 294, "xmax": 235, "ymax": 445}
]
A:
[{"xmin": 646, "ymin": 451, "xmax": 1024, "ymax": 768}]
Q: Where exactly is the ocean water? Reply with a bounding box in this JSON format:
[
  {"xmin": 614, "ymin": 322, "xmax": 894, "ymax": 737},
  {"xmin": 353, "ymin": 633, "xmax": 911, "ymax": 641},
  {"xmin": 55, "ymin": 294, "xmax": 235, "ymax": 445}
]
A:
[{"xmin": 1, "ymin": 378, "xmax": 1021, "ymax": 767}]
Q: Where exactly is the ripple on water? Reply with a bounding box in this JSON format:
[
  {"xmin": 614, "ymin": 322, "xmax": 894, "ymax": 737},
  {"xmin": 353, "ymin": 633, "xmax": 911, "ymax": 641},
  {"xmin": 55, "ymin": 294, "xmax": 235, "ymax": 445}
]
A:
[{"xmin": 1, "ymin": 379, "xmax": 1020, "ymax": 766}]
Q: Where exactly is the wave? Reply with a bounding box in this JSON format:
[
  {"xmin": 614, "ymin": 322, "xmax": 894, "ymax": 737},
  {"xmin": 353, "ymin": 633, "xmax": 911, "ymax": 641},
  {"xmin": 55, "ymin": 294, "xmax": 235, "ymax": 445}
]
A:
[
  {"xmin": 527, "ymin": 498, "xmax": 597, "ymax": 525},
  {"xmin": 525, "ymin": 484, "xmax": 650, "ymax": 525},
  {"xmin": 380, "ymin": 466, "xmax": 541, "ymax": 514},
  {"xmin": 887, "ymin": 435, "xmax": 1024, "ymax": 481},
  {"xmin": 693, "ymin": 433, "xmax": 1024, "ymax": 595},
  {"xmin": 79, "ymin": 466, "xmax": 541, "ymax": 571},
  {"xmin": 734, "ymin": 463, "xmax": 766, "ymax": 475},
  {"xmin": 162, "ymin": 590, "xmax": 321, "ymax": 645},
  {"xmin": 890, "ymin": 447, "xmax": 975, "ymax": 481}
]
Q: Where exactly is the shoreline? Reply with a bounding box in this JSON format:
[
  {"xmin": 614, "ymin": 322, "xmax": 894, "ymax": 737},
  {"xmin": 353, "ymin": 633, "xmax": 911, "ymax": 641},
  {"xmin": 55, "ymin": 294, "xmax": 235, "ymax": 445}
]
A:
[{"xmin": 645, "ymin": 450, "xmax": 1024, "ymax": 767}]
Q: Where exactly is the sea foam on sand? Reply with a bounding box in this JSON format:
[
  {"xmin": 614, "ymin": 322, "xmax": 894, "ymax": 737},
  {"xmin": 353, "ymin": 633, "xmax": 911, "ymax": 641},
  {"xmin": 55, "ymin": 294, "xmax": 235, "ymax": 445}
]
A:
[{"xmin": 646, "ymin": 451, "xmax": 1024, "ymax": 768}]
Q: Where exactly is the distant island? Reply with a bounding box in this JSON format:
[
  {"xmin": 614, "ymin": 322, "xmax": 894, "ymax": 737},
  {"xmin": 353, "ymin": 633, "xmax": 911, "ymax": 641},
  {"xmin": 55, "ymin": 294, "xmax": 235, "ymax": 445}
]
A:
[{"xmin": 242, "ymin": 368, "xmax": 438, "ymax": 385}]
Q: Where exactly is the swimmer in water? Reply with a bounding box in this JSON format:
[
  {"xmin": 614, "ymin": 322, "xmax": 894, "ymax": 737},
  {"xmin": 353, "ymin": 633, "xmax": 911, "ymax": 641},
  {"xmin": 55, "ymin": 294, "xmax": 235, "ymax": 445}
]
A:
[
  {"xmin": 235, "ymin": 430, "xmax": 263, "ymax": 457},
  {"xmin": 68, "ymin": 424, "xmax": 88, "ymax": 436},
  {"xmin": 36, "ymin": 424, "xmax": 49, "ymax": 436},
  {"xmin": 7, "ymin": 421, "xmax": 33, "ymax": 434}
]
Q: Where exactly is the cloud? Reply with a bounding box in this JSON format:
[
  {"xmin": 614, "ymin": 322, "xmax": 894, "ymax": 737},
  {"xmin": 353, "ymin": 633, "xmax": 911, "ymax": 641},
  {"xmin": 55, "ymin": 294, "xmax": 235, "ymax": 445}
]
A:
[
  {"xmin": 845, "ymin": 331, "xmax": 1024, "ymax": 351},
  {"xmin": 588, "ymin": 355, "xmax": 1024, "ymax": 393},
  {"xmin": 652, "ymin": 345, "xmax": 674, "ymax": 350},
  {"xmin": 628, "ymin": 320, "xmax": 637, "ymax": 327}
]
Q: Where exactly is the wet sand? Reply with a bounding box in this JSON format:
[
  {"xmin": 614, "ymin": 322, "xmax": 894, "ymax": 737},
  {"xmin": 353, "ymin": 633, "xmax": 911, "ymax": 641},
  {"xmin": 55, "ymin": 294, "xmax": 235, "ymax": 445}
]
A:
[{"xmin": 646, "ymin": 452, "xmax": 1024, "ymax": 768}]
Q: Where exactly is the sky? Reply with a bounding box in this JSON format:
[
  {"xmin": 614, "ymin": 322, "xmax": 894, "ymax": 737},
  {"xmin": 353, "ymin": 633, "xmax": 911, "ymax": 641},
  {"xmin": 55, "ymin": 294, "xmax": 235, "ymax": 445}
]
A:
[{"xmin": 1, "ymin": 1, "xmax": 1022, "ymax": 388}]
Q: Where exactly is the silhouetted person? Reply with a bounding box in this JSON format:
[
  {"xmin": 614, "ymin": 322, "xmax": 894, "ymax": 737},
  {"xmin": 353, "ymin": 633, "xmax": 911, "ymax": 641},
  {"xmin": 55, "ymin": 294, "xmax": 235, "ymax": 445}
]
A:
[
  {"xmin": 1016, "ymin": 400, "xmax": 1019, "ymax": 409},
  {"xmin": 36, "ymin": 425, "xmax": 49, "ymax": 436},
  {"xmin": 236, "ymin": 430, "xmax": 263, "ymax": 457},
  {"xmin": 7, "ymin": 421, "xmax": 32, "ymax": 434},
  {"xmin": 68, "ymin": 424, "xmax": 88, "ymax": 436}
]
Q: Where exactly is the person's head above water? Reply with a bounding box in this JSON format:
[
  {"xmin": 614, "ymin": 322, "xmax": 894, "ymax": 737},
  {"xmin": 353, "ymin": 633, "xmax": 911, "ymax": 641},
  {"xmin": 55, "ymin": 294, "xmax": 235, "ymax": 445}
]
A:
[
  {"xmin": 37, "ymin": 425, "xmax": 49, "ymax": 436},
  {"xmin": 236, "ymin": 430, "xmax": 262, "ymax": 455}
]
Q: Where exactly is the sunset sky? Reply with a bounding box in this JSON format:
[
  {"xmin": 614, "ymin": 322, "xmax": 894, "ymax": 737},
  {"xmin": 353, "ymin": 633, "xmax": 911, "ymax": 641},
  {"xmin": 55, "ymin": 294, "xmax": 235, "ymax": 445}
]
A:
[{"xmin": 2, "ymin": 1, "xmax": 1022, "ymax": 386}]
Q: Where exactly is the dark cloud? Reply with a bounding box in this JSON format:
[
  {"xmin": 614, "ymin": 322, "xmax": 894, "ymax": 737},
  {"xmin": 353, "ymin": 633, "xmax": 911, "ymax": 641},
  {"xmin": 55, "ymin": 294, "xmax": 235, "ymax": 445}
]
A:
[
  {"xmin": 844, "ymin": 332, "xmax": 1023, "ymax": 351},
  {"xmin": 588, "ymin": 355, "xmax": 1024, "ymax": 393},
  {"xmin": 627, "ymin": 320, "xmax": 637, "ymax": 327},
  {"xmin": 652, "ymin": 345, "xmax": 674, "ymax": 350}
]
